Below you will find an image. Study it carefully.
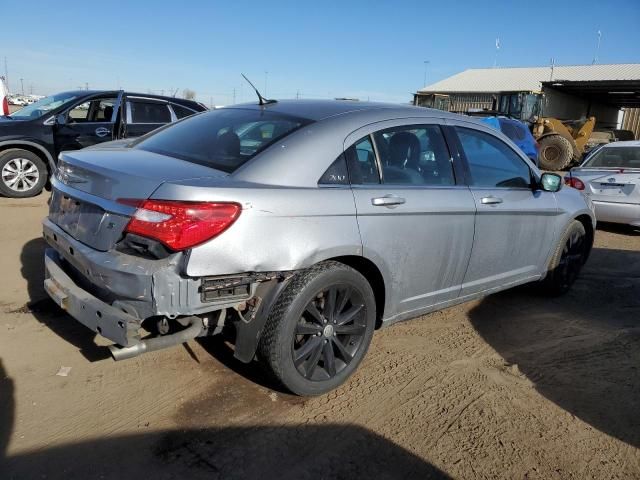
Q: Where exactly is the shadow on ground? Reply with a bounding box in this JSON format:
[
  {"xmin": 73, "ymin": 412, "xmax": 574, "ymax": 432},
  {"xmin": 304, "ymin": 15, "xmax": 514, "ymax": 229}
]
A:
[
  {"xmin": 0, "ymin": 360, "xmax": 14, "ymax": 473},
  {"xmin": 469, "ymin": 247, "xmax": 640, "ymax": 448},
  {"xmin": 1, "ymin": 357, "xmax": 446, "ymax": 479},
  {"xmin": 19, "ymin": 237, "xmax": 110, "ymax": 361}
]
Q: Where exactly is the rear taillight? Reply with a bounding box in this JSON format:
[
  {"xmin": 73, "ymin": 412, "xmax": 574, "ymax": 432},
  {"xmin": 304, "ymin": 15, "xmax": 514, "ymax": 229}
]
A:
[
  {"xmin": 121, "ymin": 200, "xmax": 241, "ymax": 251},
  {"xmin": 2, "ymin": 97, "xmax": 9, "ymax": 116},
  {"xmin": 564, "ymin": 176, "xmax": 585, "ymax": 191}
]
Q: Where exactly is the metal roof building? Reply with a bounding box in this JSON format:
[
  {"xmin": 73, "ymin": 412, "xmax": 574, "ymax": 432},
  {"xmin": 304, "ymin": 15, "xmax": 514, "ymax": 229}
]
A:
[
  {"xmin": 418, "ymin": 64, "xmax": 640, "ymax": 96},
  {"xmin": 414, "ymin": 63, "xmax": 640, "ymax": 136}
]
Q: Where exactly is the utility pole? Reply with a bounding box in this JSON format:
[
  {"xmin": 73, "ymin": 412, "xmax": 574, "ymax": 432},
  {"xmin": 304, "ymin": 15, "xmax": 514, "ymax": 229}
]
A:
[
  {"xmin": 4, "ymin": 57, "xmax": 8, "ymax": 93},
  {"xmin": 85, "ymin": 82, "xmax": 89, "ymax": 90},
  {"xmin": 592, "ymin": 30, "xmax": 602, "ymax": 64},
  {"xmin": 296, "ymin": 90, "xmax": 300, "ymax": 99},
  {"xmin": 233, "ymin": 88, "xmax": 236, "ymax": 104},
  {"xmin": 423, "ymin": 60, "xmax": 430, "ymax": 87},
  {"xmin": 20, "ymin": 78, "xmax": 24, "ymax": 95}
]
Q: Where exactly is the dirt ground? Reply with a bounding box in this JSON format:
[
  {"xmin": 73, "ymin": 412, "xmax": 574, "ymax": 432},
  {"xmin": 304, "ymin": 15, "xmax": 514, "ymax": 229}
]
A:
[{"xmin": 0, "ymin": 192, "xmax": 638, "ymax": 480}]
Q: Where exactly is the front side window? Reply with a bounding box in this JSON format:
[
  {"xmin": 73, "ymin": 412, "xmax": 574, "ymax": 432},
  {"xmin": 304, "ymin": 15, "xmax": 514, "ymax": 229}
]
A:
[
  {"xmin": 129, "ymin": 101, "xmax": 171, "ymax": 123},
  {"xmin": 373, "ymin": 125, "xmax": 455, "ymax": 186},
  {"xmin": 456, "ymin": 127, "xmax": 531, "ymax": 188},
  {"xmin": 135, "ymin": 108, "xmax": 311, "ymax": 173},
  {"xmin": 68, "ymin": 98, "xmax": 116, "ymax": 123}
]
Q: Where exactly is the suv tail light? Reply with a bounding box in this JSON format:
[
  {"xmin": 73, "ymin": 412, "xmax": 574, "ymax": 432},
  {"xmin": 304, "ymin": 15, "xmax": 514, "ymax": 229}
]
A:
[
  {"xmin": 2, "ymin": 97, "xmax": 9, "ymax": 116},
  {"xmin": 564, "ymin": 176, "xmax": 585, "ymax": 191},
  {"xmin": 121, "ymin": 200, "xmax": 241, "ymax": 251}
]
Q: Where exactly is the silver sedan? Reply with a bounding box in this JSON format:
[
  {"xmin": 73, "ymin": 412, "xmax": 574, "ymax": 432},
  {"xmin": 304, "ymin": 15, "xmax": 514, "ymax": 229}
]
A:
[
  {"xmin": 43, "ymin": 100, "xmax": 595, "ymax": 395},
  {"xmin": 566, "ymin": 141, "xmax": 640, "ymax": 227}
]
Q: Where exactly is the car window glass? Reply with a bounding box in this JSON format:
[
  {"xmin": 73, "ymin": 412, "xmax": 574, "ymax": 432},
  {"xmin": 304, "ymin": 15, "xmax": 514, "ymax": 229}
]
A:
[
  {"xmin": 583, "ymin": 146, "xmax": 640, "ymax": 169},
  {"xmin": 67, "ymin": 97, "xmax": 116, "ymax": 123},
  {"xmin": 345, "ymin": 136, "xmax": 379, "ymax": 184},
  {"xmin": 456, "ymin": 127, "xmax": 531, "ymax": 188},
  {"xmin": 130, "ymin": 101, "xmax": 171, "ymax": 123},
  {"xmin": 171, "ymin": 104, "xmax": 196, "ymax": 119},
  {"xmin": 135, "ymin": 108, "xmax": 311, "ymax": 173},
  {"xmin": 91, "ymin": 98, "xmax": 116, "ymax": 122},
  {"xmin": 319, "ymin": 154, "xmax": 349, "ymax": 185},
  {"xmin": 373, "ymin": 125, "xmax": 454, "ymax": 186},
  {"xmin": 68, "ymin": 102, "xmax": 90, "ymax": 121}
]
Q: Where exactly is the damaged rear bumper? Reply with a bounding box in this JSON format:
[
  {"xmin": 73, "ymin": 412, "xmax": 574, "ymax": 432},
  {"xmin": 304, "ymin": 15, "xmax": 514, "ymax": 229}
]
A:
[
  {"xmin": 44, "ymin": 248, "xmax": 142, "ymax": 346},
  {"xmin": 42, "ymin": 218, "xmax": 294, "ymax": 361}
]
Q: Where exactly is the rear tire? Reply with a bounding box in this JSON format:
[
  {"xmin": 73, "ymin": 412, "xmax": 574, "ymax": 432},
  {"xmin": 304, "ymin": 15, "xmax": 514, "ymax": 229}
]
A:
[
  {"xmin": 538, "ymin": 135, "xmax": 573, "ymax": 171},
  {"xmin": 0, "ymin": 149, "xmax": 47, "ymax": 198},
  {"xmin": 258, "ymin": 261, "xmax": 376, "ymax": 396},
  {"xmin": 540, "ymin": 220, "xmax": 588, "ymax": 295}
]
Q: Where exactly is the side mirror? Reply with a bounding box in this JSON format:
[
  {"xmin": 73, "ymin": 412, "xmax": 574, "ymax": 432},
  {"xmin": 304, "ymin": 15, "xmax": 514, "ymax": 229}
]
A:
[
  {"xmin": 55, "ymin": 113, "xmax": 67, "ymax": 125},
  {"xmin": 540, "ymin": 172, "xmax": 562, "ymax": 192}
]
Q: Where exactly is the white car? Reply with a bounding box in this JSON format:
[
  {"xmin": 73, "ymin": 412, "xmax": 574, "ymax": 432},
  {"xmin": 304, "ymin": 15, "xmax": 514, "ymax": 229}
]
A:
[
  {"xmin": 0, "ymin": 77, "xmax": 9, "ymax": 116},
  {"xmin": 566, "ymin": 141, "xmax": 640, "ymax": 227},
  {"xmin": 9, "ymin": 97, "xmax": 27, "ymax": 106}
]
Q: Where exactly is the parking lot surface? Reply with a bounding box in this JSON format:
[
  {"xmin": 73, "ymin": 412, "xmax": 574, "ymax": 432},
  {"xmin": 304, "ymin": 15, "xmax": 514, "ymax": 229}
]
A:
[{"xmin": 0, "ymin": 192, "xmax": 638, "ymax": 479}]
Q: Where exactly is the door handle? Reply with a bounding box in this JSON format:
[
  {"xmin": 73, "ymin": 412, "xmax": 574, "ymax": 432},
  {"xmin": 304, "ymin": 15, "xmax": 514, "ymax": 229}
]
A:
[
  {"xmin": 480, "ymin": 196, "xmax": 503, "ymax": 205},
  {"xmin": 372, "ymin": 195, "xmax": 406, "ymax": 207}
]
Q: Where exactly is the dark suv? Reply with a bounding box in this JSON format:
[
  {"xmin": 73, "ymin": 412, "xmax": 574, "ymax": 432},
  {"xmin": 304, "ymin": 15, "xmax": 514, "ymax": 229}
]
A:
[{"xmin": 0, "ymin": 90, "xmax": 206, "ymax": 197}]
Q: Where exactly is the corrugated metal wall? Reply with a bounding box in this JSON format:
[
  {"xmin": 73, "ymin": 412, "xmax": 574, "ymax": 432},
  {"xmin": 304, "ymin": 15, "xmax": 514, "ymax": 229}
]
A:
[
  {"xmin": 622, "ymin": 108, "xmax": 640, "ymax": 139},
  {"xmin": 415, "ymin": 93, "xmax": 494, "ymax": 112},
  {"xmin": 449, "ymin": 93, "xmax": 495, "ymax": 112}
]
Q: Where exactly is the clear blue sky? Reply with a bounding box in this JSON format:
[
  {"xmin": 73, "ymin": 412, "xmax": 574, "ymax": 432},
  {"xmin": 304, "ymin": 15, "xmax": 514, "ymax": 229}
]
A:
[{"xmin": 3, "ymin": 0, "xmax": 640, "ymax": 105}]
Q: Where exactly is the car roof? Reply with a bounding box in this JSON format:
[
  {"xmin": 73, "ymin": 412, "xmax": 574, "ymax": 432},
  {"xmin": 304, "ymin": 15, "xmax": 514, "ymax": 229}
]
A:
[
  {"xmin": 223, "ymin": 99, "xmax": 465, "ymax": 122},
  {"xmin": 602, "ymin": 140, "xmax": 640, "ymax": 148}
]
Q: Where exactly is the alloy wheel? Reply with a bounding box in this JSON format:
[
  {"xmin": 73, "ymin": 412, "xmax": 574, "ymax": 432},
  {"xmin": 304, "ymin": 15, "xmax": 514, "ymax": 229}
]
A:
[
  {"xmin": 1, "ymin": 158, "xmax": 40, "ymax": 192},
  {"xmin": 557, "ymin": 230, "xmax": 585, "ymax": 288},
  {"xmin": 292, "ymin": 285, "xmax": 367, "ymax": 381}
]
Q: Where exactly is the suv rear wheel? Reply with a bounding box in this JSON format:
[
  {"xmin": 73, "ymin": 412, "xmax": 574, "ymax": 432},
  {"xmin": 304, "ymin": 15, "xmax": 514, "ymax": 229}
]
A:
[
  {"xmin": 258, "ymin": 261, "xmax": 376, "ymax": 396},
  {"xmin": 0, "ymin": 149, "xmax": 47, "ymax": 198}
]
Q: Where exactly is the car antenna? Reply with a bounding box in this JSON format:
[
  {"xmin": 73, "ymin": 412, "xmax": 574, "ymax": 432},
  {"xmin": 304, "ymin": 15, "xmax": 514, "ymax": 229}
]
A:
[{"xmin": 241, "ymin": 73, "xmax": 277, "ymax": 106}]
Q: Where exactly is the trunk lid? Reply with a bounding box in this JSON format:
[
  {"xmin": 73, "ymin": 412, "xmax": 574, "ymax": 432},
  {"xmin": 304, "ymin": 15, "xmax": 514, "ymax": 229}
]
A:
[
  {"xmin": 571, "ymin": 168, "xmax": 640, "ymax": 204},
  {"xmin": 50, "ymin": 148, "xmax": 228, "ymax": 251}
]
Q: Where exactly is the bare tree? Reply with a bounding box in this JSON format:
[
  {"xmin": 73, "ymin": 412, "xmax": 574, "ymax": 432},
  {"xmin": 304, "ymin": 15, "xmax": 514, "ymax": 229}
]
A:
[{"xmin": 183, "ymin": 88, "xmax": 196, "ymax": 100}]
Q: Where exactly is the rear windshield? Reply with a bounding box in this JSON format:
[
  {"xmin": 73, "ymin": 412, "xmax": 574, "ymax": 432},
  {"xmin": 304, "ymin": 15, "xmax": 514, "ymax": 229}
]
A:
[
  {"xmin": 583, "ymin": 146, "xmax": 640, "ymax": 169},
  {"xmin": 135, "ymin": 108, "xmax": 311, "ymax": 173}
]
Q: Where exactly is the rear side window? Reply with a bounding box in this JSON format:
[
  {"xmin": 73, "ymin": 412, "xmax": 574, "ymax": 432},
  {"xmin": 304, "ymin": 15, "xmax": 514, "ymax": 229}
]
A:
[
  {"xmin": 456, "ymin": 127, "xmax": 531, "ymax": 188},
  {"xmin": 171, "ymin": 104, "xmax": 197, "ymax": 119},
  {"xmin": 345, "ymin": 136, "xmax": 380, "ymax": 184},
  {"xmin": 130, "ymin": 101, "xmax": 171, "ymax": 123},
  {"xmin": 319, "ymin": 155, "xmax": 349, "ymax": 185},
  {"xmin": 136, "ymin": 108, "xmax": 311, "ymax": 173}
]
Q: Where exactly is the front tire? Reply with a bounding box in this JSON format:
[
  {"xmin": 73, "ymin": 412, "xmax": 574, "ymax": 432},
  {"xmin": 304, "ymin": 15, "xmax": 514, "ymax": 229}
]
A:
[
  {"xmin": 258, "ymin": 261, "xmax": 376, "ymax": 396},
  {"xmin": 0, "ymin": 149, "xmax": 47, "ymax": 198},
  {"xmin": 538, "ymin": 135, "xmax": 573, "ymax": 171},
  {"xmin": 541, "ymin": 220, "xmax": 588, "ymax": 295}
]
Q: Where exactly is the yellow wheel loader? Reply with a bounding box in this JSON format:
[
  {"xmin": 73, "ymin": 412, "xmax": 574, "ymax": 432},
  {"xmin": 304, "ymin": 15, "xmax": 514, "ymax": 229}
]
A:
[{"xmin": 533, "ymin": 116, "xmax": 596, "ymax": 171}]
